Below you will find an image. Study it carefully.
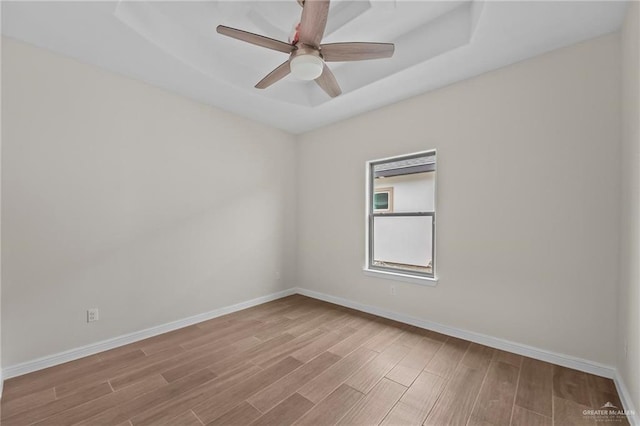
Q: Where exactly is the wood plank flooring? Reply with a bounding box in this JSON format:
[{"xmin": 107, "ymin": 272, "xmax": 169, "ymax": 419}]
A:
[{"xmin": 0, "ymin": 295, "xmax": 628, "ymax": 425}]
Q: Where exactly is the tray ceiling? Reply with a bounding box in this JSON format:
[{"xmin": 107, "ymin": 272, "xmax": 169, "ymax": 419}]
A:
[{"xmin": 1, "ymin": 1, "xmax": 628, "ymax": 133}]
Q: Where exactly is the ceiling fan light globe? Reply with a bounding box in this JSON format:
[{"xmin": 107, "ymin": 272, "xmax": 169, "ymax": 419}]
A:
[{"xmin": 290, "ymin": 54, "xmax": 324, "ymax": 80}]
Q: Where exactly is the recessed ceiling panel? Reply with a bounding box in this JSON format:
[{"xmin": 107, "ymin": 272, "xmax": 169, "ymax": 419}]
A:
[{"xmin": 114, "ymin": 1, "xmax": 481, "ymax": 106}]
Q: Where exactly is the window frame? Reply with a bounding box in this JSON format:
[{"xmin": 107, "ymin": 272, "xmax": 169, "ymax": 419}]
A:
[{"xmin": 364, "ymin": 150, "xmax": 438, "ymax": 284}]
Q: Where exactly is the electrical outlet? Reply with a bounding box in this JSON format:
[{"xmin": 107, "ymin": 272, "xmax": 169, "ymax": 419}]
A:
[
  {"xmin": 390, "ymin": 285, "xmax": 397, "ymax": 296},
  {"xmin": 87, "ymin": 308, "xmax": 99, "ymax": 323}
]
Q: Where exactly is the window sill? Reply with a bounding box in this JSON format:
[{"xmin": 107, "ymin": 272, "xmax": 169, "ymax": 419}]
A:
[{"xmin": 363, "ymin": 268, "xmax": 439, "ymax": 287}]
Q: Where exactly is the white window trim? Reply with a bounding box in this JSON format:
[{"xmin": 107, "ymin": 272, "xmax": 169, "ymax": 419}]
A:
[
  {"xmin": 363, "ymin": 267, "xmax": 439, "ymax": 286},
  {"xmin": 364, "ymin": 149, "xmax": 438, "ymax": 285}
]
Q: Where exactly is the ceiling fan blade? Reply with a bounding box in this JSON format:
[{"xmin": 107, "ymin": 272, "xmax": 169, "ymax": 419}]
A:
[
  {"xmin": 255, "ymin": 61, "xmax": 291, "ymax": 89},
  {"xmin": 298, "ymin": 0, "xmax": 330, "ymax": 47},
  {"xmin": 217, "ymin": 25, "xmax": 293, "ymax": 54},
  {"xmin": 314, "ymin": 64, "xmax": 342, "ymax": 97},
  {"xmin": 321, "ymin": 42, "xmax": 395, "ymax": 62}
]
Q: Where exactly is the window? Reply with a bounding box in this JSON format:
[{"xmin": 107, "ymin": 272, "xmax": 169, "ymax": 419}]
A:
[
  {"xmin": 366, "ymin": 151, "xmax": 436, "ymax": 281},
  {"xmin": 373, "ymin": 187, "xmax": 393, "ymax": 212}
]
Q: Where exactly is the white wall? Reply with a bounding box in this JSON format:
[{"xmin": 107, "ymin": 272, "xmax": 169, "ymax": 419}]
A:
[
  {"xmin": 1, "ymin": 37, "xmax": 297, "ymax": 366},
  {"xmin": 297, "ymin": 34, "xmax": 621, "ymax": 366},
  {"xmin": 0, "ymin": 6, "xmax": 3, "ymax": 395},
  {"xmin": 619, "ymin": 1, "xmax": 640, "ymax": 410}
]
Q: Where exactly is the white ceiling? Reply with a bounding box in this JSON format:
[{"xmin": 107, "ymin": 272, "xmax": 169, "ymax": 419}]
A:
[{"xmin": 1, "ymin": 1, "xmax": 628, "ymax": 134}]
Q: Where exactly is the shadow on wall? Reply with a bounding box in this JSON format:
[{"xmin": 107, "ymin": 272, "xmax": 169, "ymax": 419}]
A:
[{"xmin": 4, "ymin": 185, "xmax": 288, "ymax": 364}]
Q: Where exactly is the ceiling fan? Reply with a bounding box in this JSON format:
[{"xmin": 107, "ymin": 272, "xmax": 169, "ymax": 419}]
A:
[{"xmin": 216, "ymin": 0, "xmax": 395, "ymax": 98}]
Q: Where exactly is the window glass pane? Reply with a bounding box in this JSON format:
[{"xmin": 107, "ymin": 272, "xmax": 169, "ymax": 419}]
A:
[
  {"xmin": 374, "ymin": 193, "xmax": 389, "ymax": 210},
  {"xmin": 373, "ymin": 189, "xmax": 392, "ymax": 212},
  {"xmin": 372, "ymin": 215, "xmax": 433, "ymax": 275},
  {"xmin": 373, "ymin": 171, "xmax": 434, "ymax": 213}
]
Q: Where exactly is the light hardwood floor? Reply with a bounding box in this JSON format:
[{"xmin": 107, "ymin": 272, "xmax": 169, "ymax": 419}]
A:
[{"xmin": 0, "ymin": 295, "xmax": 628, "ymax": 425}]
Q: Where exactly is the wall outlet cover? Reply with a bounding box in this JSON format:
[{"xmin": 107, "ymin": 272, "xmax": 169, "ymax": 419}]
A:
[{"xmin": 87, "ymin": 308, "xmax": 99, "ymax": 323}]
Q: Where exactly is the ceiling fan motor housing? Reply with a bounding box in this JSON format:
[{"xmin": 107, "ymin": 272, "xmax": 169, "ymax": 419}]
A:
[{"xmin": 290, "ymin": 45, "xmax": 324, "ymax": 80}]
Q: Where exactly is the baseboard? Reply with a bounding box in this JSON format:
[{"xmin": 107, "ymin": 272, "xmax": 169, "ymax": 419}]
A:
[
  {"xmin": 2, "ymin": 288, "xmax": 296, "ymax": 380},
  {"xmin": 0, "ymin": 368, "xmax": 4, "ymax": 400},
  {"xmin": 614, "ymin": 370, "xmax": 639, "ymax": 425},
  {"xmin": 295, "ymin": 287, "xmax": 617, "ymax": 379}
]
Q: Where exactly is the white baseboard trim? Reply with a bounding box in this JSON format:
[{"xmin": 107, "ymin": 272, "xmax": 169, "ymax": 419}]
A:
[
  {"xmin": 295, "ymin": 287, "xmax": 617, "ymax": 379},
  {"xmin": 2, "ymin": 288, "xmax": 296, "ymax": 380},
  {"xmin": 0, "ymin": 369, "xmax": 4, "ymax": 400},
  {"xmin": 614, "ymin": 370, "xmax": 639, "ymax": 426}
]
